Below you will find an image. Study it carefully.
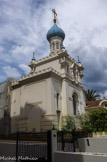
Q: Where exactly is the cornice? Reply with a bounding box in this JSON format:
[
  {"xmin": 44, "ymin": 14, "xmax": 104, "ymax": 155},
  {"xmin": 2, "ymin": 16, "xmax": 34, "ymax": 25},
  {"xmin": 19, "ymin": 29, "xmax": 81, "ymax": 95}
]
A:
[
  {"xmin": 29, "ymin": 50, "xmax": 84, "ymax": 70},
  {"xmin": 29, "ymin": 51, "xmax": 68, "ymax": 67},
  {"xmin": 11, "ymin": 67, "xmax": 62, "ymax": 89},
  {"xmin": 11, "ymin": 67, "xmax": 83, "ymax": 90}
]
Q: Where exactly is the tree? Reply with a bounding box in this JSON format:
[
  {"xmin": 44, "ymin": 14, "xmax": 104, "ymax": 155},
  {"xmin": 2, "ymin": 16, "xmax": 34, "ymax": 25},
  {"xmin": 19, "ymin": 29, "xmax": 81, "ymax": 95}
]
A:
[
  {"xmin": 85, "ymin": 89, "xmax": 100, "ymax": 101},
  {"xmin": 61, "ymin": 116, "xmax": 75, "ymax": 132},
  {"xmin": 80, "ymin": 108, "xmax": 107, "ymax": 132}
]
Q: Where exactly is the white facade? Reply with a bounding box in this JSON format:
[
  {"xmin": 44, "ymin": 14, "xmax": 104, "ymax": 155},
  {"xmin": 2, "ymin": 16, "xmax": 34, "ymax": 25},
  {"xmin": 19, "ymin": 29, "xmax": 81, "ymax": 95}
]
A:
[
  {"xmin": 10, "ymin": 12, "xmax": 85, "ymax": 133},
  {"xmin": 10, "ymin": 50, "xmax": 85, "ymax": 133}
]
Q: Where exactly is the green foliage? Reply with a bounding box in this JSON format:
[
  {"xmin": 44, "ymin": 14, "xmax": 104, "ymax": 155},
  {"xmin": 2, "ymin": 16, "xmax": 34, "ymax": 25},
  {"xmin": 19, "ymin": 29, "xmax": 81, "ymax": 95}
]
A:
[
  {"xmin": 61, "ymin": 116, "xmax": 75, "ymax": 132},
  {"xmin": 61, "ymin": 116, "xmax": 89, "ymax": 138},
  {"xmin": 80, "ymin": 108, "xmax": 107, "ymax": 132},
  {"xmin": 61, "ymin": 108, "xmax": 107, "ymax": 134},
  {"xmin": 85, "ymin": 89, "xmax": 100, "ymax": 101},
  {"xmin": 79, "ymin": 114, "xmax": 91, "ymax": 131}
]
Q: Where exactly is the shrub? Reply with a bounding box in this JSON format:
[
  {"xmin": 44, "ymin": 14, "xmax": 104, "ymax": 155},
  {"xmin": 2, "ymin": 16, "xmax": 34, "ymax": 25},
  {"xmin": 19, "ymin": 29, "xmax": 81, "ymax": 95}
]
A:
[
  {"xmin": 80, "ymin": 108, "xmax": 107, "ymax": 132},
  {"xmin": 61, "ymin": 116, "xmax": 75, "ymax": 132}
]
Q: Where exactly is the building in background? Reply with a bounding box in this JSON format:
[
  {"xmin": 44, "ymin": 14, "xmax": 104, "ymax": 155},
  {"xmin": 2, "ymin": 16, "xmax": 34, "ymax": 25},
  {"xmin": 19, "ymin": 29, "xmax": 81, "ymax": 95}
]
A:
[
  {"xmin": 0, "ymin": 78, "xmax": 15, "ymax": 135},
  {"xmin": 10, "ymin": 10, "xmax": 86, "ymax": 133},
  {"xmin": 86, "ymin": 99, "xmax": 107, "ymax": 112}
]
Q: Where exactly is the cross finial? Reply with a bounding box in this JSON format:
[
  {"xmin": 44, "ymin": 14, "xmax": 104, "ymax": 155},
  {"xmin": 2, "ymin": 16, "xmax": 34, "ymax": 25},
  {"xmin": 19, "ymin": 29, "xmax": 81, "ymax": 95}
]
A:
[
  {"xmin": 33, "ymin": 52, "xmax": 35, "ymax": 58},
  {"xmin": 32, "ymin": 51, "xmax": 35, "ymax": 61},
  {"xmin": 52, "ymin": 9, "xmax": 57, "ymax": 24}
]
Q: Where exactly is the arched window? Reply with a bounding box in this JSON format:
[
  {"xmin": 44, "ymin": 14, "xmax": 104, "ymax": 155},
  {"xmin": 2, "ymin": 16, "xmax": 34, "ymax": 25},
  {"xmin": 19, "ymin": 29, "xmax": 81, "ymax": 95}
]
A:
[
  {"xmin": 72, "ymin": 93, "xmax": 78, "ymax": 115},
  {"xmin": 67, "ymin": 64, "xmax": 69, "ymax": 73},
  {"xmin": 53, "ymin": 43, "xmax": 55, "ymax": 50},
  {"xmin": 56, "ymin": 42, "xmax": 59, "ymax": 49},
  {"xmin": 57, "ymin": 93, "xmax": 59, "ymax": 108}
]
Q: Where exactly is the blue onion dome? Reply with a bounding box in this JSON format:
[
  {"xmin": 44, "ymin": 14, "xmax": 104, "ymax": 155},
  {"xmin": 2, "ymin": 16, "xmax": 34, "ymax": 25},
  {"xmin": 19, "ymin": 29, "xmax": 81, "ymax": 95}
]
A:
[{"xmin": 47, "ymin": 24, "xmax": 65, "ymax": 41}]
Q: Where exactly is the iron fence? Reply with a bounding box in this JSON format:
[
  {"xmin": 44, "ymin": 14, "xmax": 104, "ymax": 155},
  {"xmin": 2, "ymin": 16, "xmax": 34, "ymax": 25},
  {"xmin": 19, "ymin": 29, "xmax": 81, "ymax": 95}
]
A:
[
  {"xmin": 57, "ymin": 131, "xmax": 76, "ymax": 152},
  {"xmin": 16, "ymin": 131, "xmax": 51, "ymax": 162}
]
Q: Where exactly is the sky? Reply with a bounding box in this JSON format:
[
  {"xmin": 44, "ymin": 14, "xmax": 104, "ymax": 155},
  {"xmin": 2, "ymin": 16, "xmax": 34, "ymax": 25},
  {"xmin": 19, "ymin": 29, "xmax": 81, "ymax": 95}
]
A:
[{"xmin": 0, "ymin": 0, "xmax": 107, "ymax": 98}]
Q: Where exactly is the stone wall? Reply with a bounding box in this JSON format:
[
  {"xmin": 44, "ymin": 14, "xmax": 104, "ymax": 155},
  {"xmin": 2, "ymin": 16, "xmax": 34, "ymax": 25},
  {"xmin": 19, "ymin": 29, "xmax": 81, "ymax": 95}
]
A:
[
  {"xmin": 78, "ymin": 137, "xmax": 107, "ymax": 153},
  {"xmin": 54, "ymin": 151, "xmax": 107, "ymax": 162}
]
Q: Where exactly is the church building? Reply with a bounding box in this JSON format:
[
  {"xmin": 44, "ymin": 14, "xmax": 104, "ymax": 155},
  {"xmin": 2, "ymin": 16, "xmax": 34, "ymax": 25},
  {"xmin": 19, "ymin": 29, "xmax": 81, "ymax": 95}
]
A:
[{"xmin": 10, "ymin": 9, "xmax": 85, "ymax": 133}]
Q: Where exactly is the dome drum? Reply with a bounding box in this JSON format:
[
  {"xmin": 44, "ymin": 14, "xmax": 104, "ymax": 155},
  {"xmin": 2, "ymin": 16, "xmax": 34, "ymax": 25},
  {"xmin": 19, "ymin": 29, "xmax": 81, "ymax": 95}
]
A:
[
  {"xmin": 48, "ymin": 36, "xmax": 63, "ymax": 42},
  {"xmin": 50, "ymin": 37, "xmax": 63, "ymax": 52}
]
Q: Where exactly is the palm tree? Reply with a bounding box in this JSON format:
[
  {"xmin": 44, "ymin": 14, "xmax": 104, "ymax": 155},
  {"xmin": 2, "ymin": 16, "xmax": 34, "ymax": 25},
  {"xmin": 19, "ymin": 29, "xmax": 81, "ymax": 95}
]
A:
[{"xmin": 85, "ymin": 89, "xmax": 100, "ymax": 101}]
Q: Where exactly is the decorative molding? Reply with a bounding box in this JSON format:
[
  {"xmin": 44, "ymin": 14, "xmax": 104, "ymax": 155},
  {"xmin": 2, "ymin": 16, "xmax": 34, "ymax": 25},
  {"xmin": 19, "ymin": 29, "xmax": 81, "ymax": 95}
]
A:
[
  {"xmin": 56, "ymin": 109, "xmax": 61, "ymax": 113},
  {"xmin": 11, "ymin": 67, "xmax": 62, "ymax": 87}
]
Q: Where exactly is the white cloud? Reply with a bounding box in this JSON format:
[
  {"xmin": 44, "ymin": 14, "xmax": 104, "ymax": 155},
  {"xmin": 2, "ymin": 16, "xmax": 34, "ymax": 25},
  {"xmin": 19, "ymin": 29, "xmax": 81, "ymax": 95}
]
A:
[
  {"xmin": 3, "ymin": 66, "xmax": 21, "ymax": 78},
  {"xmin": 19, "ymin": 64, "xmax": 30, "ymax": 75},
  {"xmin": 0, "ymin": 0, "xmax": 107, "ymax": 97},
  {"xmin": 11, "ymin": 45, "xmax": 34, "ymax": 64}
]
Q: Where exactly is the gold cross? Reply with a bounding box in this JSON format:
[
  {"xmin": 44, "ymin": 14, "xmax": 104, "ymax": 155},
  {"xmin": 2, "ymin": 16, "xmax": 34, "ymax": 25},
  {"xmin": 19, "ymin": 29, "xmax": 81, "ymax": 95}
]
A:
[{"xmin": 52, "ymin": 9, "xmax": 57, "ymax": 23}]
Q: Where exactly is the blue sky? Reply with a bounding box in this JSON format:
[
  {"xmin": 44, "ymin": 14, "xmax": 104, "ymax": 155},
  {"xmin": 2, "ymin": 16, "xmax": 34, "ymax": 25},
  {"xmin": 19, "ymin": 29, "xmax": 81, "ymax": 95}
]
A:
[{"xmin": 0, "ymin": 0, "xmax": 107, "ymax": 97}]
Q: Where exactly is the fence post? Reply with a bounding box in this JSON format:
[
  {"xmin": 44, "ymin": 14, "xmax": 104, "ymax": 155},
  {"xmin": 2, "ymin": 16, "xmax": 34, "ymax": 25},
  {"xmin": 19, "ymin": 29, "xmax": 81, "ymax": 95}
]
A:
[
  {"xmin": 48, "ymin": 130, "xmax": 57, "ymax": 162},
  {"xmin": 62, "ymin": 131, "xmax": 65, "ymax": 151},
  {"xmin": 72, "ymin": 131, "xmax": 76, "ymax": 152},
  {"xmin": 16, "ymin": 132, "xmax": 18, "ymax": 162}
]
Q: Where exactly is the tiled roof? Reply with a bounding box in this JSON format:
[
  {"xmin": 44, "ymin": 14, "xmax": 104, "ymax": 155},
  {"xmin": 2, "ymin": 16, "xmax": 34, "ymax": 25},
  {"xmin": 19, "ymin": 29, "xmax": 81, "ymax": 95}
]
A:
[{"xmin": 86, "ymin": 100, "xmax": 104, "ymax": 107}]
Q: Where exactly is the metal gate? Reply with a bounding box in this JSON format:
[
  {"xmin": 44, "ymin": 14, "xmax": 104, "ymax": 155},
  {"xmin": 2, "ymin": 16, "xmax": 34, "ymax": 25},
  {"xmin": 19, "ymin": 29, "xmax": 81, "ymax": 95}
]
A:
[
  {"xmin": 16, "ymin": 131, "xmax": 52, "ymax": 162},
  {"xmin": 57, "ymin": 131, "xmax": 76, "ymax": 152}
]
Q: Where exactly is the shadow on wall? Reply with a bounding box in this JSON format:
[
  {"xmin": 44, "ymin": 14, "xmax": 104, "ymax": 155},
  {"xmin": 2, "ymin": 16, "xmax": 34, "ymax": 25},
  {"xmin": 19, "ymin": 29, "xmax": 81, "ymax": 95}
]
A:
[
  {"xmin": 11, "ymin": 102, "xmax": 53, "ymax": 134},
  {"xmin": 0, "ymin": 109, "xmax": 11, "ymax": 135},
  {"xmin": 0, "ymin": 102, "xmax": 55, "ymax": 135}
]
